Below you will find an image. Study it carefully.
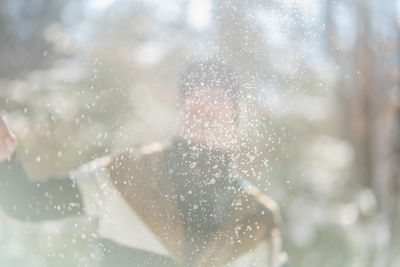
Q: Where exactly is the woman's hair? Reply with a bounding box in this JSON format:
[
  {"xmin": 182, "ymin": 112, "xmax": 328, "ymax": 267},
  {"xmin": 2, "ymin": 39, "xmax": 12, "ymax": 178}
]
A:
[{"xmin": 179, "ymin": 61, "xmax": 241, "ymax": 101}]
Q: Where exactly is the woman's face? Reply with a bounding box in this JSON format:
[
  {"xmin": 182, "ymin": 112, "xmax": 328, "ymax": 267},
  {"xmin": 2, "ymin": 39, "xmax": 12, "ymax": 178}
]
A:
[{"xmin": 178, "ymin": 88, "xmax": 239, "ymax": 150}]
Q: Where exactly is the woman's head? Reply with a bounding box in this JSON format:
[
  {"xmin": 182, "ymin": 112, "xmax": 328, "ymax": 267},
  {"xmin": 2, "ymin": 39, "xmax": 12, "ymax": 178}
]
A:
[{"xmin": 177, "ymin": 61, "xmax": 242, "ymax": 150}]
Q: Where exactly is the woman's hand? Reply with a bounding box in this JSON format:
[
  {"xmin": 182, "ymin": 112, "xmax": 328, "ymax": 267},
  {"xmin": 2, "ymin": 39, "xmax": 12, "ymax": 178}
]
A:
[{"xmin": 0, "ymin": 116, "xmax": 17, "ymax": 163}]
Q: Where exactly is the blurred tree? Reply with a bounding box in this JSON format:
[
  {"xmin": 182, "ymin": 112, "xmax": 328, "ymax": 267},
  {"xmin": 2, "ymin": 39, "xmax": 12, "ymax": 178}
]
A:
[{"xmin": 0, "ymin": 0, "xmax": 69, "ymax": 78}]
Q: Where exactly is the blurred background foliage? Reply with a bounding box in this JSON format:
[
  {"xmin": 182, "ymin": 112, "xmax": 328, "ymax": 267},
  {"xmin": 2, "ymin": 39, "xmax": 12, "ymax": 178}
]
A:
[{"xmin": 0, "ymin": 0, "xmax": 399, "ymax": 266}]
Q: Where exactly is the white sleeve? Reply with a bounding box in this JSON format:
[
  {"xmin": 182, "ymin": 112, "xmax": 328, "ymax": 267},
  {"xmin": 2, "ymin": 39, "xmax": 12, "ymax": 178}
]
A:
[{"xmin": 70, "ymin": 164, "xmax": 109, "ymax": 220}]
